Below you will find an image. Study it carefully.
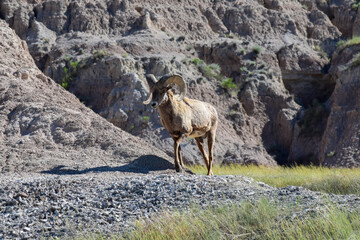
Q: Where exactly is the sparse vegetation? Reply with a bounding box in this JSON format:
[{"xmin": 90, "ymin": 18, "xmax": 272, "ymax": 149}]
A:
[
  {"xmin": 118, "ymin": 199, "xmax": 360, "ymax": 240},
  {"xmin": 186, "ymin": 44, "xmax": 194, "ymax": 51},
  {"xmin": 221, "ymin": 77, "xmax": 237, "ymax": 90},
  {"xmin": 350, "ymin": 52, "xmax": 360, "ymax": 68},
  {"xmin": 61, "ymin": 59, "xmax": 83, "ymax": 89},
  {"xmin": 247, "ymin": 60, "xmax": 256, "ymax": 66},
  {"xmin": 315, "ymin": 45, "xmax": 328, "ymax": 59},
  {"xmin": 190, "ymin": 164, "xmax": 360, "ymax": 195},
  {"xmin": 327, "ymin": 151, "xmax": 335, "ymax": 157},
  {"xmin": 239, "ymin": 48, "xmax": 246, "ymax": 55},
  {"xmin": 42, "ymin": 37, "xmax": 50, "ymax": 44},
  {"xmin": 208, "ymin": 63, "xmax": 220, "ymax": 72},
  {"xmin": 122, "ymin": 53, "xmax": 128, "ymax": 58},
  {"xmin": 191, "ymin": 58, "xmax": 204, "ymax": 66},
  {"xmin": 191, "ymin": 59, "xmax": 225, "ymax": 81},
  {"xmin": 336, "ymin": 36, "xmax": 360, "ymax": 49},
  {"xmin": 252, "ymin": 45, "xmax": 262, "ymax": 54},
  {"xmin": 259, "ymin": 69, "xmax": 266, "ymax": 74},
  {"xmin": 353, "ymin": 0, "xmax": 360, "ymax": 10},
  {"xmin": 336, "ymin": 40, "xmax": 346, "ymax": 48},
  {"xmin": 142, "ymin": 116, "xmax": 150, "ymax": 122},
  {"xmin": 92, "ymin": 49, "xmax": 110, "ymax": 61},
  {"xmin": 240, "ymin": 66, "xmax": 248, "ymax": 72}
]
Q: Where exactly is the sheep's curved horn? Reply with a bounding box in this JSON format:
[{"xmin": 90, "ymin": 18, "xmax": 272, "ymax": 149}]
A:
[
  {"xmin": 143, "ymin": 74, "xmax": 158, "ymax": 105},
  {"xmin": 159, "ymin": 75, "xmax": 187, "ymax": 101},
  {"xmin": 143, "ymin": 93, "xmax": 153, "ymax": 105},
  {"xmin": 145, "ymin": 74, "xmax": 158, "ymax": 90}
]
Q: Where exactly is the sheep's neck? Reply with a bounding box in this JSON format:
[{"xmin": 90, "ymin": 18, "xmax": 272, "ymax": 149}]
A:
[
  {"xmin": 158, "ymin": 91, "xmax": 183, "ymax": 127},
  {"xmin": 158, "ymin": 91, "xmax": 178, "ymax": 113}
]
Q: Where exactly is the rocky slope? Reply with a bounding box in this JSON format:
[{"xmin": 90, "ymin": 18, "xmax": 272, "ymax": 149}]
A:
[
  {"xmin": 0, "ymin": 19, "xmax": 174, "ymax": 174},
  {"xmin": 1, "ymin": 173, "xmax": 360, "ymax": 239},
  {"xmin": 0, "ymin": 0, "xmax": 359, "ymax": 167}
]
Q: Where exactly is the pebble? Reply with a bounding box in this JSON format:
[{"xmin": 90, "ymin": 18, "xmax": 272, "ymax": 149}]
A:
[{"xmin": 0, "ymin": 174, "xmax": 359, "ymax": 239}]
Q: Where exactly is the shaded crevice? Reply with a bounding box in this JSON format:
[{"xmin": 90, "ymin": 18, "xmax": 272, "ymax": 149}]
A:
[{"xmin": 281, "ymin": 72, "xmax": 335, "ymax": 107}]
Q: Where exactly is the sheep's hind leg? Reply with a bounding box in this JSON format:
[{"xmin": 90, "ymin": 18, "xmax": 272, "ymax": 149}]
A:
[
  {"xmin": 173, "ymin": 136, "xmax": 184, "ymax": 173},
  {"xmin": 207, "ymin": 131, "xmax": 216, "ymax": 176},
  {"xmin": 195, "ymin": 137, "xmax": 210, "ymax": 170},
  {"xmin": 178, "ymin": 145, "xmax": 184, "ymax": 168}
]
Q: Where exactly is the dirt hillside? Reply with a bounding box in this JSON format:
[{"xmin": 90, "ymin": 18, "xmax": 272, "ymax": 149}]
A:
[
  {"xmin": 0, "ymin": 19, "xmax": 174, "ymax": 174},
  {"xmin": 1, "ymin": 0, "xmax": 360, "ymax": 167}
]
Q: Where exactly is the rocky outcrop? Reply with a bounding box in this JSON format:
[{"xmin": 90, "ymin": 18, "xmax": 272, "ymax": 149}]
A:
[
  {"xmin": 1, "ymin": 0, "xmax": 359, "ymax": 167},
  {"xmin": 319, "ymin": 45, "xmax": 360, "ymax": 167},
  {"xmin": 0, "ymin": 20, "xmax": 173, "ymax": 173}
]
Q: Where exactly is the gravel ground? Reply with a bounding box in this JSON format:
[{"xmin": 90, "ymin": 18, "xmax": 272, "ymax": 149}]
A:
[{"xmin": 1, "ymin": 173, "xmax": 360, "ymax": 239}]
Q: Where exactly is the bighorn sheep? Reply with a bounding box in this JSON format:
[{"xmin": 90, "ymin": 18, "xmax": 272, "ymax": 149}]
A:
[{"xmin": 143, "ymin": 74, "xmax": 218, "ymax": 175}]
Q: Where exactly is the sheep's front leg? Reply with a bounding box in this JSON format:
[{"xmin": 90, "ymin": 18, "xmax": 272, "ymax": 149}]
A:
[{"xmin": 173, "ymin": 136, "xmax": 184, "ymax": 172}]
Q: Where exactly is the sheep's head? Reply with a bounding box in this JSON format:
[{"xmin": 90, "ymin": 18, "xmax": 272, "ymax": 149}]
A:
[{"xmin": 143, "ymin": 74, "xmax": 187, "ymax": 109}]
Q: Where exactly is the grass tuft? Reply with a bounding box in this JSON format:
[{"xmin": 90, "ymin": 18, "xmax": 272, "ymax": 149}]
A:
[
  {"xmin": 120, "ymin": 199, "xmax": 360, "ymax": 240},
  {"xmin": 252, "ymin": 45, "xmax": 262, "ymax": 54},
  {"xmin": 220, "ymin": 78, "xmax": 237, "ymax": 90},
  {"xmin": 189, "ymin": 165, "xmax": 360, "ymax": 195},
  {"xmin": 337, "ymin": 36, "xmax": 360, "ymax": 49}
]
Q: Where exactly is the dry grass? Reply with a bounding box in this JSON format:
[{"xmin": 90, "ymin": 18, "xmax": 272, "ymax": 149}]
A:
[
  {"xmin": 189, "ymin": 164, "xmax": 360, "ymax": 195},
  {"xmin": 76, "ymin": 199, "xmax": 360, "ymax": 240}
]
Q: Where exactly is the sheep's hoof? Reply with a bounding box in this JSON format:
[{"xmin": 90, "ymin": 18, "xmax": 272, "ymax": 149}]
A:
[{"xmin": 175, "ymin": 166, "xmax": 182, "ymax": 173}]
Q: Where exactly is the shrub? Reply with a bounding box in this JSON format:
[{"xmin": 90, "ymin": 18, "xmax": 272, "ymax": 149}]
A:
[
  {"xmin": 208, "ymin": 63, "xmax": 220, "ymax": 72},
  {"xmin": 353, "ymin": 0, "xmax": 360, "ymax": 10},
  {"xmin": 199, "ymin": 64, "xmax": 214, "ymax": 78},
  {"xmin": 336, "ymin": 40, "xmax": 346, "ymax": 48},
  {"xmin": 191, "ymin": 58, "xmax": 204, "ymax": 66},
  {"xmin": 252, "ymin": 45, "xmax": 262, "ymax": 54},
  {"xmin": 92, "ymin": 49, "xmax": 109, "ymax": 60},
  {"xmin": 221, "ymin": 78, "xmax": 237, "ymax": 89},
  {"xmin": 61, "ymin": 59, "xmax": 83, "ymax": 89},
  {"xmin": 240, "ymin": 66, "xmax": 248, "ymax": 72},
  {"xmin": 142, "ymin": 116, "xmax": 150, "ymax": 122}
]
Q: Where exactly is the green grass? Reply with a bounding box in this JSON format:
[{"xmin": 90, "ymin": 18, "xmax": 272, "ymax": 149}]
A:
[
  {"xmin": 252, "ymin": 45, "xmax": 261, "ymax": 54},
  {"xmin": 220, "ymin": 78, "xmax": 237, "ymax": 90},
  {"xmin": 104, "ymin": 199, "xmax": 360, "ymax": 240},
  {"xmin": 69, "ymin": 165, "xmax": 360, "ymax": 239},
  {"xmin": 337, "ymin": 36, "xmax": 360, "ymax": 49},
  {"xmin": 142, "ymin": 116, "xmax": 150, "ymax": 122},
  {"xmin": 191, "ymin": 58, "xmax": 204, "ymax": 66},
  {"xmin": 189, "ymin": 165, "xmax": 360, "ymax": 195},
  {"xmin": 353, "ymin": 0, "xmax": 360, "ymax": 10}
]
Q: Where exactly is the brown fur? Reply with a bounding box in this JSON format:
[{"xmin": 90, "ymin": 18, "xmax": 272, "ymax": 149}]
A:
[{"xmin": 158, "ymin": 90, "xmax": 218, "ymax": 175}]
